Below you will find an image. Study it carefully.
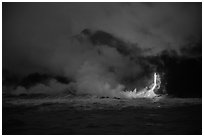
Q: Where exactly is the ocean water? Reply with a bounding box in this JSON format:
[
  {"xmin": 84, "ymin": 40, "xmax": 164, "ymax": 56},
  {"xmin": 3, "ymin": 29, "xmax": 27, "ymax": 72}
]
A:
[{"xmin": 3, "ymin": 95, "xmax": 202, "ymax": 135}]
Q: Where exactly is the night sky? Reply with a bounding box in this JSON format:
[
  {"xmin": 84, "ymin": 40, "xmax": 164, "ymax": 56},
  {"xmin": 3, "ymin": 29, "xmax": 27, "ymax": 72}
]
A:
[{"xmin": 2, "ymin": 2, "xmax": 202, "ymax": 97}]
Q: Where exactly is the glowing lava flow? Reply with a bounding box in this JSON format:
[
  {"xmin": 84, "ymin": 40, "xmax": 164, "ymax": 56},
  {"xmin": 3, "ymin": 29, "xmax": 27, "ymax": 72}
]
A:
[{"xmin": 122, "ymin": 73, "xmax": 161, "ymax": 98}]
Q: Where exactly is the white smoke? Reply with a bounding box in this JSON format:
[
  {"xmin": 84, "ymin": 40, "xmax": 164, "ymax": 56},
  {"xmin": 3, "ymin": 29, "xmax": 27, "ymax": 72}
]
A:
[
  {"xmin": 7, "ymin": 35, "xmax": 154, "ymax": 97},
  {"xmin": 3, "ymin": 3, "xmax": 200, "ymax": 98},
  {"xmin": 76, "ymin": 61, "xmax": 125, "ymax": 97}
]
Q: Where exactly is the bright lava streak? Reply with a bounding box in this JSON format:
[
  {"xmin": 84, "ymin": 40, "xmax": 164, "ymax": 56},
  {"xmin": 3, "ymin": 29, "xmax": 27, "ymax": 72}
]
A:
[{"xmin": 123, "ymin": 73, "xmax": 160, "ymax": 98}]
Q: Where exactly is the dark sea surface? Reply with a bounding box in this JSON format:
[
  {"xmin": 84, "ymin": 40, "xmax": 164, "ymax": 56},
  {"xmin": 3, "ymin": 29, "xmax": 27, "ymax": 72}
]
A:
[{"xmin": 2, "ymin": 95, "xmax": 202, "ymax": 135}]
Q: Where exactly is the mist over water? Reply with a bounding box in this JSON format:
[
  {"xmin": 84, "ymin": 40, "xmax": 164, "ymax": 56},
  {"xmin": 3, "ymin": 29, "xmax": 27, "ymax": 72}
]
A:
[{"xmin": 4, "ymin": 29, "xmax": 160, "ymax": 98}]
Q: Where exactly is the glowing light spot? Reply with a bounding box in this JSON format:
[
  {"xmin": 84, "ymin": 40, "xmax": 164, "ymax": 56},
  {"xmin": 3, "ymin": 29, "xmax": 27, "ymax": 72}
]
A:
[{"xmin": 123, "ymin": 72, "xmax": 161, "ymax": 98}]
